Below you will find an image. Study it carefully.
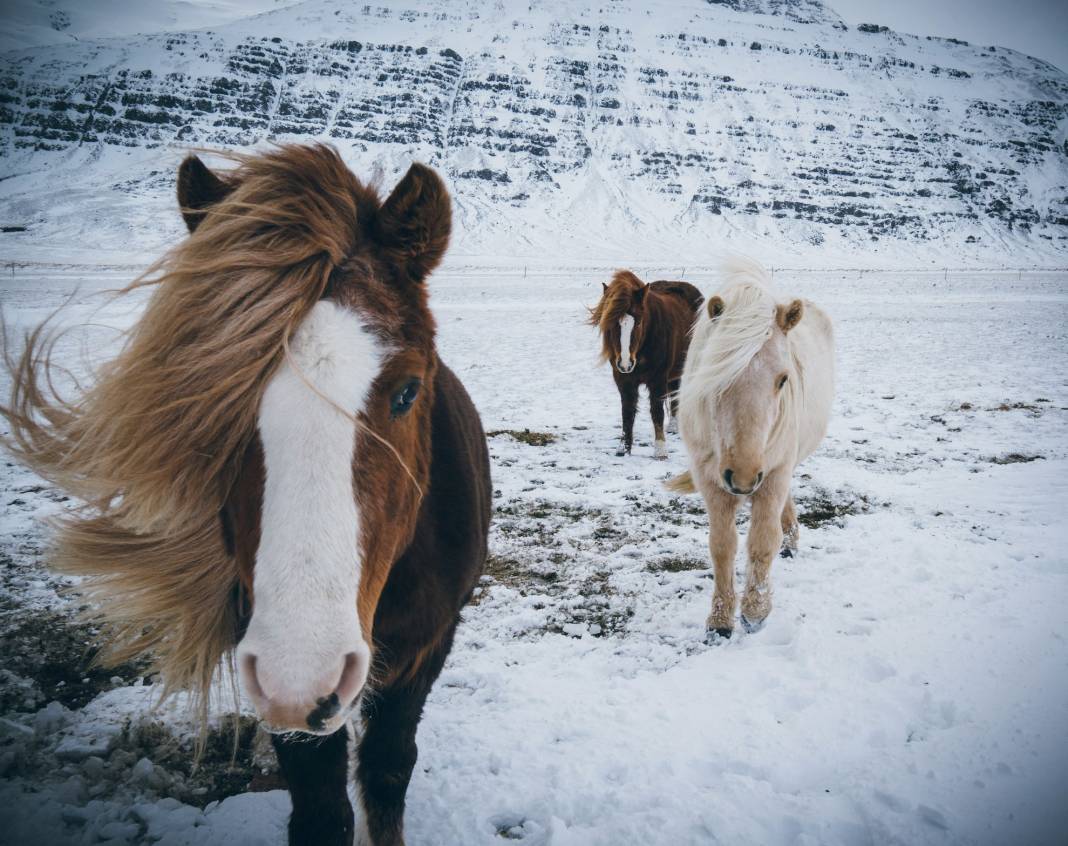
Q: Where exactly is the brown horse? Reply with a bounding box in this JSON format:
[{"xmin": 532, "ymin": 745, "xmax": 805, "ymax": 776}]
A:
[
  {"xmin": 589, "ymin": 270, "xmax": 703, "ymax": 458},
  {"xmin": 1, "ymin": 144, "xmax": 490, "ymax": 846}
]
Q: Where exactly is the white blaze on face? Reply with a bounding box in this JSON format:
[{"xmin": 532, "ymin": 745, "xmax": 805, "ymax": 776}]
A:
[
  {"xmin": 618, "ymin": 314, "xmax": 635, "ymax": 371},
  {"xmin": 237, "ymin": 300, "xmax": 380, "ymax": 718}
]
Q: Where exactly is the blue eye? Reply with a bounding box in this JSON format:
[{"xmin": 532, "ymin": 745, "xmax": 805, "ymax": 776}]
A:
[{"xmin": 390, "ymin": 379, "xmax": 421, "ymax": 418}]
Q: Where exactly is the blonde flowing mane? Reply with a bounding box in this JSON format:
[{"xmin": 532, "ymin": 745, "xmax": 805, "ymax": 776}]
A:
[
  {"xmin": 678, "ymin": 257, "xmax": 803, "ymax": 453},
  {"xmin": 1, "ymin": 144, "xmax": 370, "ymax": 718}
]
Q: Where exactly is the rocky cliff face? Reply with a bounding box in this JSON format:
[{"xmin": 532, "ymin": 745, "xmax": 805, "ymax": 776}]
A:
[{"xmin": 1, "ymin": 0, "xmax": 1066, "ymax": 264}]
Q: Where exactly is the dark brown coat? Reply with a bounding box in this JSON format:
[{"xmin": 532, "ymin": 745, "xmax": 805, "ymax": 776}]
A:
[{"xmin": 590, "ymin": 271, "xmax": 703, "ymax": 457}]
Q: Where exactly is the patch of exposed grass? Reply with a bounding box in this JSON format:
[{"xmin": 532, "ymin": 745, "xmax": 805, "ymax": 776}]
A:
[
  {"xmin": 632, "ymin": 498, "xmax": 707, "ymax": 525},
  {"xmin": 0, "ymin": 609, "xmax": 150, "ymax": 711},
  {"xmin": 549, "ymin": 606, "xmax": 633, "ymax": 638},
  {"xmin": 646, "ymin": 557, "xmax": 707, "ymax": 573},
  {"xmin": 796, "ymin": 489, "xmax": 877, "ymax": 529},
  {"xmin": 496, "ymin": 500, "xmax": 601, "ymax": 521},
  {"xmin": 550, "ymin": 571, "xmax": 632, "ymax": 638},
  {"xmin": 987, "ymin": 453, "xmax": 1044, "ymax": 465},
  {"xmin": 482, "ymin": 554, "xmax": 560, "ymax": 589},
  {"xmin": 592, "ymin": 515, "xmax": 624, "ymax": 540},
  {"xmin": 494, "ymin": 500, "xmax": 606, "ymax": 545},
  {"xmin": 989, "ymin": 401, "xmax": 1043, "ymax": 416},
  {"xmin": 118, "ymin": 715, "xmax": 262, "ymax": 807},
  {"xmin": 487, "ymin": 429, "xmax": 557, "ymax": 446}
]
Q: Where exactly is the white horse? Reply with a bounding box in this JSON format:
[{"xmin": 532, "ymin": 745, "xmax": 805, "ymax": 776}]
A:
[{"xmin": 668, "ymin": 258, "xmax": 834, "ymax": 638}]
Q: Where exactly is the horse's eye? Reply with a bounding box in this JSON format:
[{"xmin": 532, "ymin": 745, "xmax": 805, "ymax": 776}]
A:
[
  {"xmin": 390, "ymin": 379, "xmax": 421, "ymax": 418},
  {"xmin": 776, "ymin": 374, "xmax": 788, "ymax": 391}
]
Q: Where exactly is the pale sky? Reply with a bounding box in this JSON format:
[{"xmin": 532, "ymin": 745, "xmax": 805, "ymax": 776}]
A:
[{"xmin": 829, "ymin": 0, "xmax": 1068, "ymax": 72}]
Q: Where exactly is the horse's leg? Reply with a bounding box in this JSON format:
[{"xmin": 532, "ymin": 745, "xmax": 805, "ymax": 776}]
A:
[
  {"xmin": 705, "ymin": 485, "xmax": 740, "ymax": 640},
  {"xmin": 616, "ymin": 379, "xmax": 638, "ymax": 456},
  {"xmin": 650, "ymin": 377, "xmax": 669, "ymax": 459},
  {"xmin": 780, "ymin": 492, "xmax": 799, "ymax": 558},
  {"xmin": 741, "ymin": 470, "xmax": 791, "ymax": 632},
  {"xmin": 272, "ymin": 726, "xmax": 354, "ymax": 846},
  {"xmin": 356, "ymin": 628, "xmax": 456, "ymax": 846},
  {"xmin": 667, "ymin": 377, "xmax": 681, "ymax": 435}
]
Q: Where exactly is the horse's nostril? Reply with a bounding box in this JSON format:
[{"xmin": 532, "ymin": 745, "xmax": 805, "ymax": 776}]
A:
[
  {"xmin": 240, "ymin": 653, "xmax": 266, "ymax": 703},
  {"xmin": 306, "ymin": 692, "xmax": 341, "ymax": 732},
  {"xmin": 334, "ymin": 651, "xmax": 367, "ymax": 708},
  {"xmin": 723, "ymin": 469, "xmax": 734, "ymax": 488},
  {"xmin": 756, "ymin": 471, "xmax": 764, "ymax": 484}
]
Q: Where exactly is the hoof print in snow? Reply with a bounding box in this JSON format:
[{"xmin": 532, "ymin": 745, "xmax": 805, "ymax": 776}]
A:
[{"xmin": 492, "ymin": 813, "xmax": 542, "ymax": 841}]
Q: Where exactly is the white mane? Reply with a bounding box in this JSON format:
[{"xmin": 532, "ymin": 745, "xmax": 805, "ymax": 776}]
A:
[
  {"xmin": 686, "ymin": 257, "xmax": 778, "ymax": 400},
  {"xmin": 678, "ymin": 257, "xmax": 801, "ymax": 455}
]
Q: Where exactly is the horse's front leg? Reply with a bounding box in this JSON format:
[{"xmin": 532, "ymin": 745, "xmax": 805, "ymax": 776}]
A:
[
  {"xmin": 781, "ymin": 492, "xmax": 799, "ymax": 558},
  {"xmin": 272, "ymin": 726, "xmax": 354, "ymax": 846},
  {"xmin": 666, "ymin": 377, "xmax": 681, "ymax": 435},
  {"xmin": 649, "ymin": 378, "xmax": 669, "ymax": 459},
  {"xmin": 356, "ymin": 633, "xmax": 454, "ymax": 846},
  {"xmin": 615, "ymin": 378, "xmax": 638, "ymax": 456},
  {"xmin": 705, "ymin": 484, "xmax": 740, "ymax": 640},
  {"xmin": 741, "ymin": 470, "xmax": 791, "ymax": 632}
]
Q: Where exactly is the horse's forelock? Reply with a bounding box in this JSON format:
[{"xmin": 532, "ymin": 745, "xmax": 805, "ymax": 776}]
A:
[
  {"xmin": 689, "ymin": 281, "xmax": 778, "ymax": 397},
  {"xmin": 591, "ymin": 270, "xmax": 645, "ymax": 333}
]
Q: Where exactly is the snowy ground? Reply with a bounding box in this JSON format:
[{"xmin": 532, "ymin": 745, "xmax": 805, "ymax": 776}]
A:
[{"xmin": 1, "ymin": 264, "xmax": 1067, "ymax": 845}]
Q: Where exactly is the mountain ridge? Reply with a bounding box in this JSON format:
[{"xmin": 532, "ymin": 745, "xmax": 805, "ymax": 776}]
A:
[{"xmin": 1, "ymin": 0, "xmax": 1066, "ymax": 265}]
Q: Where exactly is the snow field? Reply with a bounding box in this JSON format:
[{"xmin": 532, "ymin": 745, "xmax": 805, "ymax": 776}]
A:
[{"xmin": 0, "ymin": 266, "xmax": 1065, "ymax": 844}]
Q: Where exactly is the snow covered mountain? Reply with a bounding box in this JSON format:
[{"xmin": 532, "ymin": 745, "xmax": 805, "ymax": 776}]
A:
[{"xmin": 0, "ymin": 0, "xmax": 1066, "ymax": 265}]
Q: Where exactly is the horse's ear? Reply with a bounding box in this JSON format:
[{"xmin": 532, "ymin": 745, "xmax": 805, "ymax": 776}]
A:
[
  {"xmin": 707, "ymin": 295, "xmax": 725, "ymax": 319},
  {"xmin": 602, "ymin": 282, "xmax": 608, "ymax": 293},
  {"xmin": 177, "ymin": 155, "xmax": 234, "ymax": 233},
  {"xmin": 376, "ymin": 162, "xmax": 451, "ymax": 284},
  {"xmin": 776, "ymin": 299, "xmax": 804, "ymax": 333}
]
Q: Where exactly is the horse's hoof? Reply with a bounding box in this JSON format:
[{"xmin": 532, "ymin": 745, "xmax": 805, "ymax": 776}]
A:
[
  {"xmin": 653, "ymin": 441, "xmax": 668, "ymax": 460},
  {"xmin": 615, "ymin": 448, "xmax": 626, "ymax": 457},
  {"xmin": 667, "ymin": 420, "xmax": 679, "ymax": 435},
  {"xmin": 782, "ymin": 525, "xmax": 800, "ymax": 558},
  {"xmin": 740, "ymin": 614, "xmax": 766, "ymax": 634},
  {"xmin": 705, "ymin": 627, "xmax": 732, "ymax": 644}
]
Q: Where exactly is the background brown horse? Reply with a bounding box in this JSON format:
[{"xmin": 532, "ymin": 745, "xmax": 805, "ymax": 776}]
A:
[
  {"xmin": 590, "ymin": 270, "xmax": 702, "ymax": 458},
  {"xmin": 1, "ymin": 145, "xmax": 490, "ymax": 846}
]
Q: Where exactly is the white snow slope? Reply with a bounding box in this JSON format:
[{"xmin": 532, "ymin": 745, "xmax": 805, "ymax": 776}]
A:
[
  {"xmin": 0, "ymin": 263, "xmax": 1066, "ymax": 845},
  {"xmin": 0, "ymin": 0, "xmax": 1067, "ymax": 267}
]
